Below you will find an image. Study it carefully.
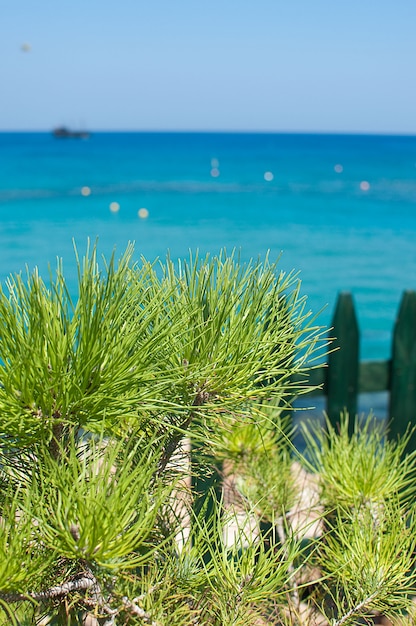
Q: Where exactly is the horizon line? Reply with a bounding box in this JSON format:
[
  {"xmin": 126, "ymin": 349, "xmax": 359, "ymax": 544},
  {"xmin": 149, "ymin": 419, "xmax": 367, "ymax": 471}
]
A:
[{"xmin": 1, "ymin": 128, "xmax": 416, "ymax": 137}]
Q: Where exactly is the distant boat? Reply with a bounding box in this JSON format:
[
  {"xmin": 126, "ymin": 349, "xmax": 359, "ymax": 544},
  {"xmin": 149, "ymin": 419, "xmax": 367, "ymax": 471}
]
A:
[{"xmin": 52, "ymin": 127, "xmax": 90, "ymax": 139}]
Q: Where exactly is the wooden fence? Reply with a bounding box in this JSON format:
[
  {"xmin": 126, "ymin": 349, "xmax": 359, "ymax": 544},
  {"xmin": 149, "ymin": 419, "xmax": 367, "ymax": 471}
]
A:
[{"xmin": 294, "ymin": 290, "xmax": 416, "ymax": 441}]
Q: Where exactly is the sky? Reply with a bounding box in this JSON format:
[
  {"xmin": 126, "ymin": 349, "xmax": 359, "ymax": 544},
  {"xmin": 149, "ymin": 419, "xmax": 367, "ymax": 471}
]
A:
[{"xmin": 2, "ymin": 0, "xmax": 416, "ymax": 133}]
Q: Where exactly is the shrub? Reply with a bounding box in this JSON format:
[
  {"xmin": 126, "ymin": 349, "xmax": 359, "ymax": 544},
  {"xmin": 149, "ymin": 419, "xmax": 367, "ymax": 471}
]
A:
[
  {"xmin": 0, "ymin": 244, "xmax": 414, "ymax": 625},
  {"xmin": 0, "ymin": 244, "xmax": 322, "ymax": 624}
]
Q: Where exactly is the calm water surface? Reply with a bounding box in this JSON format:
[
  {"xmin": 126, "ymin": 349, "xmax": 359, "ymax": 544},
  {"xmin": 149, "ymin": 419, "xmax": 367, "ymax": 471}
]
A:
[{"xmin": 1, "ymin": 132, "xmax": 416, "ymax": 366}]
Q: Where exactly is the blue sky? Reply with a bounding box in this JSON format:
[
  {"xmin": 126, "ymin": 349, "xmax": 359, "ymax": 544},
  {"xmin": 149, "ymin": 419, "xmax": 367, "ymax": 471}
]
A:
[{"xmin": 2, "ymin": 0, "xmax": 416, "ymax": 133}]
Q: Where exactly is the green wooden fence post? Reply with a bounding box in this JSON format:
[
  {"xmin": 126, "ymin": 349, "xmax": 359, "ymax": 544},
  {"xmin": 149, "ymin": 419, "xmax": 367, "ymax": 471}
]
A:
[
  {"xmin": 388, "ymin": 290, "xmax": 416, "ymax": 445},
  {"xmin": 327, "ymin": 292, "xmax": 359, "ymax": 429}
]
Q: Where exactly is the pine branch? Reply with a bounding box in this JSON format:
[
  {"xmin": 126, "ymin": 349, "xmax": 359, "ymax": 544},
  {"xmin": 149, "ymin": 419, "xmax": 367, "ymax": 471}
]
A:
[
  {"xmin": 0, "ymin": 574, "xmax": 96, "ymax": 603},
  {"xmin": 0, "ymin": 568, "xmax": 160, "ymax": 626},
  {"xmin": 121, "ymin": 596, "xmax": 159, "ymax": 625},
  {"xmin": 158, "ymin": 387, "xmax": 211, "ymax": 474},
  {"xmin": 332, "ymin": 592, "xmax": 378, "ymax": 626}
]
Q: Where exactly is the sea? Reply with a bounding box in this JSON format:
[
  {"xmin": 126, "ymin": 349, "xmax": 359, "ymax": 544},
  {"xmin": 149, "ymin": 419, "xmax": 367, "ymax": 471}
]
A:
[{"xmin": 1, "ymin": 132, "xmax": 415, "ymax": 421}]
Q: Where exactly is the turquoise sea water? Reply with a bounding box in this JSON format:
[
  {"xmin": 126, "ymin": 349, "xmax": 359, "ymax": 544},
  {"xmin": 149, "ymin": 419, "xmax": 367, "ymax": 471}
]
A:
[{"xmin": 1, "ymin": 132, "xmax": 416, "ymax": 363}]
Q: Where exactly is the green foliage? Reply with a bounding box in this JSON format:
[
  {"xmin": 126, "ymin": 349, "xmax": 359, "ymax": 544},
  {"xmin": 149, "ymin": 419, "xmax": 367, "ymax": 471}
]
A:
[
  {"xmin": 302, "ymin": 412, "xmax": 416, "ymax": 510},
  {"xmin": 190, "ymin": 505, "xmax": 303, "ymax": 626},
  {"xmin": 302, "ymin": 413, "xmax": 416, "ymax": 625},
  {"xmin": 320, "ymin": 502, "xmax": 416, "ymax": 624},
  {"xmin": 0, "ymin": 490, "xmax": 55, "ymax": 594},
  {"xmin": 0, "ymin": 244, "xmax": 322, "ymax": 449},
  {"xmin": 0, "ymin": 244, "xmax": 177, "ymax": 444},
  {"xmin": 212, "ymin": 407, "xmax": 296, "ymax": 522},
  {"xmin": 0, "ymin": 244, "xmax": 415, "ymax": 625},
  {"xmin": 30, "ymin": 433, "xmax": 172, "ymax": 568},
  {"xmin": 158, "ymin": 251, "xmax": 317, "ymax": 404}
]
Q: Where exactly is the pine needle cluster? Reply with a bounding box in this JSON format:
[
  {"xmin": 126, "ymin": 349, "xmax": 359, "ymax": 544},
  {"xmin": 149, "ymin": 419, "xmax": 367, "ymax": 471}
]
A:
[{"xmin": 0, "ymin": 243, "xmax": 414, "ymax": 626}]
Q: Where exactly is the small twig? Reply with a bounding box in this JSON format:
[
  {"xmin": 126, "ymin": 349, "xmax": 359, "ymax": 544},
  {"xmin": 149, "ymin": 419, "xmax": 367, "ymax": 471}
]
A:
[
  {"xmin": 235, "ymin": 573, "xmax": 254, "ymax": 604},
  {"xmin": 0, "ymin": 575, "xmax": 95, "ymax": 603},
  {"xmin": 0, "ymin": 567, "xmax": 161, "ymax": 625},
  {"xmin": 158, "ymin": 416, "xmax": 193, "ymax": 475},
  {"xmin": 332, "ymin": 592, "xmax": 378, "ymax": 626},
  {"xmin": 134, "ymin": 584, "xmax": 162, "ymax": 602},
  {"xmin": 122, "ymin": 596, "xmax": 159, "ymax": 624},
  {"xmin": 48, "ymin": 415, "xmax": 65, "ymax": 461}
]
